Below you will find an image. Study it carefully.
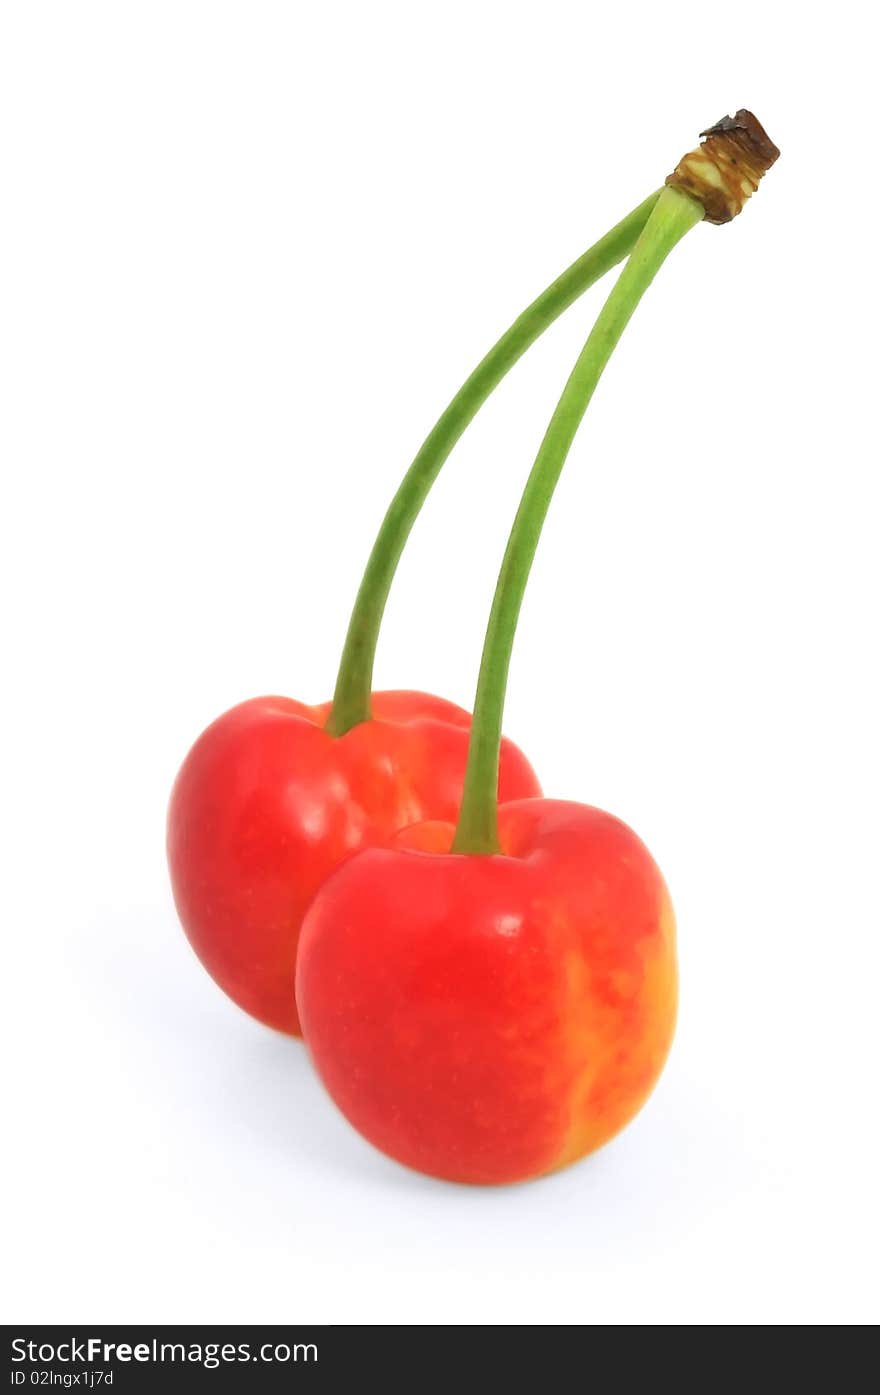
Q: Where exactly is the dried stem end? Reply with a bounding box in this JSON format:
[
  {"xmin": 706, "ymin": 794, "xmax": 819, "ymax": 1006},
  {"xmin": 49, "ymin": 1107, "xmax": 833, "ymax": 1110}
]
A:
[{"xmin": 666, "ymin": 110, "xmax": 780, "ymax": 224}]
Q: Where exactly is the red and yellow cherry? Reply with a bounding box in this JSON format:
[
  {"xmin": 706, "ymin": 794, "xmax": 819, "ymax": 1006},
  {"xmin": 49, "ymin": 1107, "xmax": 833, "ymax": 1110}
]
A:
[
  {"xmin": 167, "ymin": 691, "xmax": 539, "ymax": 1035},
  {"xmin": 295, "ymin": 799, "xmax": 677, "ymax": 1184},
  {"xmin": 293, "ymin": 181, "xmax": 741, "ymax": 1180}
]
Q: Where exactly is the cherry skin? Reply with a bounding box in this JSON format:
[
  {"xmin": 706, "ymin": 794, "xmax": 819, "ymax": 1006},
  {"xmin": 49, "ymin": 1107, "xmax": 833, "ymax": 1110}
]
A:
[
  {"xmin": 167, "ymin": 690, "xmax": 540, "ymax": 1035},
  {"xmin": 296, "ymin": 799, "xmax": 677, "ymax": 1184}
]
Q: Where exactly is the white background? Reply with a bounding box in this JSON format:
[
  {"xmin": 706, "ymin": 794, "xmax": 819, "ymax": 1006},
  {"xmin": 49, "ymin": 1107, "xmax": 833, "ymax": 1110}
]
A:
[{"xmin": 2, "ymin": 1, "xmax": 878, "ymax": 1325}]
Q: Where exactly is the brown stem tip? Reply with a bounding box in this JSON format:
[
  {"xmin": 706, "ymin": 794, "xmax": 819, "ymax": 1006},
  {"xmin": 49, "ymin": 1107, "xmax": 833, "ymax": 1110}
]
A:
[{"xmin": 666, "ymin": 110, "xmax": 780, "ymax": 224}]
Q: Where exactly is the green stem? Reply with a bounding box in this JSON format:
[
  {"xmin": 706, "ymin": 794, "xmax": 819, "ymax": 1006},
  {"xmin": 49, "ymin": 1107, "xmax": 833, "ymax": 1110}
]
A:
[
  {"xmin": 326, "ymin": 190, "xmax": 662, "ymax": 737},
  {"xmin": 453, "ymin": 186, "xmax": 704, "ymax": 854}
]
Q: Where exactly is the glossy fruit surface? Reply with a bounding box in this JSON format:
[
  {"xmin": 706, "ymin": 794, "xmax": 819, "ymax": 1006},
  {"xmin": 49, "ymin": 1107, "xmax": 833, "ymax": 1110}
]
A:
[
  {"xmin": 296, "ymin": 799, "xmax": 677, "ymax": 1184},
  {"xmin": 167, "ymin": 690, "xmax": 540, "ymax": 1034}
]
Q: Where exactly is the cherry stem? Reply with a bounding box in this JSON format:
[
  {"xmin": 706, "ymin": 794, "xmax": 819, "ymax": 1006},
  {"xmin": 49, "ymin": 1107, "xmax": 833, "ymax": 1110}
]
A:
[
  {"xmin": 453, "ymin": 185, "xmax": 704, "ymax": 854},
  {"xmin": 325, "ymin": 190, "xmax": 662, "ymax": 737}
]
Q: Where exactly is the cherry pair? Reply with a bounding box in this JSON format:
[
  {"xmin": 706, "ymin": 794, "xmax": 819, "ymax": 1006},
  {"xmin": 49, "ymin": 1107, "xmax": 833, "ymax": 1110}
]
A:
[{"xmin": 169, "ymin": 113, "xmax": 779, "ymax": 1183}]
